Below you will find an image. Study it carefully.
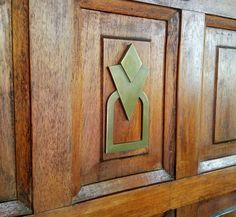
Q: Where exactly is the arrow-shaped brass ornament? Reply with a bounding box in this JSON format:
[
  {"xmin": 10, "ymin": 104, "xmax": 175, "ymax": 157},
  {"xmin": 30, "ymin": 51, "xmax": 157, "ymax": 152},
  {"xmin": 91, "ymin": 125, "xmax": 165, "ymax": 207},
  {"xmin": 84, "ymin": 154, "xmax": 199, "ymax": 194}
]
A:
[{"xmin": 106, "ymin": 44, "xmax": 149, "ymax": 153}]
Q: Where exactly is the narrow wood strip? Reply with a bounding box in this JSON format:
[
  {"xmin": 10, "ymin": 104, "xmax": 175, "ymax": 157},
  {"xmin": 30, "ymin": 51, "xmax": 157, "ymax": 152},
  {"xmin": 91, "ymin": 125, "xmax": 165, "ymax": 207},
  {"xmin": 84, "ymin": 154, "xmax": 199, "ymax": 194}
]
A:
[
  {"xmin": 198, "ymin": 155, "xmax": 236, "ymax": 174},
  {"xmin": 0, "ymin": 200, "xmax": 32, "ymax": 217},
  {"xmin": 176, "ymin": 11, "xmax": 205, "ymax": 178},
  {"xmin": 133, "ymin": 0, "xmax": 236, "ymax": 20},
  {"xmin": 12, "ymin": 0, "xmax": 32, "ymax": 208},
  {"xmin": 0, "ymin": 0, "xmax": 16, "ymax": 201},
  {"xmin": 30, "ymin": 0, "xmax": 74, "ymax": 212},
  {"xmin": 206, "ymin": 15, "xmax": 236, "ymax": 31},
  {"xmin": 29, "ymin": 166, "xmax": 236, "ymax": 217},
  {"xmin": 79, "ymin": 0, "xmax": 176, "ymax": 21},
  {"xmin": 73, "ymin": 169, "xmax": 172, "ymax": 203},
  {"xmin": 163, "ymin": 12, "xmax": 179, "ymax": 176}
]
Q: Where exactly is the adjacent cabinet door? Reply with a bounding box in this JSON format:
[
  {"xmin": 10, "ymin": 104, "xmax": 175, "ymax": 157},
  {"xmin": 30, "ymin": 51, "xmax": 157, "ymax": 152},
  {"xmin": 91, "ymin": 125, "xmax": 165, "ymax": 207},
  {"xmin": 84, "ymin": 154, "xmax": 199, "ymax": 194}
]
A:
[{"xmin": 0, "ymin": 0, "xmax": 236, "ymax": 217}]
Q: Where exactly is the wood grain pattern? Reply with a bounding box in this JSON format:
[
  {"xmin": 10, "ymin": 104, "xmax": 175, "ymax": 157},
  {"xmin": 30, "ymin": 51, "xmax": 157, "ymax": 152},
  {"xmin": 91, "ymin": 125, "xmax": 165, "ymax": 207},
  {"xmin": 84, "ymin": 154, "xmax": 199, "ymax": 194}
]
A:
[
  {"xmin": 12, "ymin": 0, "xmax": 32, "ymax": 207},
  {"xmin": 79, "ymin": 0, "xmax": 176, "ymax": 20},
  {"xmin": 164, "ymin": 12, "xmax": 179, "ymax": 176},
  {"xmin": 214, "ymin": 48, "xmax": 236, "ymax": 143},
  {"xmin": 28, "ymin": 166, "xmax": 236, "ymax": 217},
  {"xmin": 206, "ymin": 15, "xmax": 236, "ymax": 31},
  {"xmin": 199, "ymin": 27, "xmax": 236, "ymax": 163},
  {"xmin": 176, "ymin": 11, "xmax": 205, "ymax": 178},
  {"xmin": 30, "ymin": 0, "xmax": 75, "ymax": 212},
  {"xmin": 78, "ymin": 9, "xmax": 166, "ymax": 185},
  {"xmin": 133, "ymin": 0, "xmax": 236, "ymax": 19},
  {"xmin": 197, "ymin": 192, "xmax": 236, "ymax": 217},
  {"xmin": 0, "ymin": 0, "xmax": 16, "ymax": 202}
]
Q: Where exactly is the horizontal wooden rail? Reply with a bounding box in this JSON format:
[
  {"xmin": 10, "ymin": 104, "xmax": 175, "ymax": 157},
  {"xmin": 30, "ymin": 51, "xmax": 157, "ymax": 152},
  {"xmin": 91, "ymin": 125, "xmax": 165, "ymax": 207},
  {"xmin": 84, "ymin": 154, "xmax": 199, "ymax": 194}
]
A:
[{"xmin": 30, "ymin": 166, "xmax": 236, "ymax": 217}]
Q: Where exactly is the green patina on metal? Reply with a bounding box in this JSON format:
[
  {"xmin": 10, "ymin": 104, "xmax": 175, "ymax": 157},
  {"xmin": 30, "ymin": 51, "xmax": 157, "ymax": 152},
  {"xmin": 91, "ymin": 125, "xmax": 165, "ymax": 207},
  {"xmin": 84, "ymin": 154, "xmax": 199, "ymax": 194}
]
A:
[{"xmin": 106, "ymin": 44, "xmax": 149, "ymax": 153}]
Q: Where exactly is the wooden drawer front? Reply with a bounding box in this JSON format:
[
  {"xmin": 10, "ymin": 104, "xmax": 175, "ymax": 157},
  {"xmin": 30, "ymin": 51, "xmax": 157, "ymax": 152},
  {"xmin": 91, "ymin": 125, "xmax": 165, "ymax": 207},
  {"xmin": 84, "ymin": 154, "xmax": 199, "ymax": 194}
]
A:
[
  {"xmin": 199, "ymin": 17, "xmax": 236, "ymax": 173},
  {"xmin": 72, "ymin": 8, "xmax": 179, "ymax": 202}
]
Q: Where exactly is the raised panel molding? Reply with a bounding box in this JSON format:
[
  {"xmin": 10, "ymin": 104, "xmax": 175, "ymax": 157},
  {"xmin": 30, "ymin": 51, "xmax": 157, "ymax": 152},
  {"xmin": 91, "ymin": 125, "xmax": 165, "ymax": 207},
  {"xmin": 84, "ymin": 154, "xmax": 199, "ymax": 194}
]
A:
[
  {"xmin": 214, "ymin": 47, "xmax": 236, "ymax": 144},
  {"xmin": 72, "ymin": 5, "xmax": 179, "ymax": 203},
  {"xmin": 199, "ymin": 17, "xmax": 236, "ymax": 173}
]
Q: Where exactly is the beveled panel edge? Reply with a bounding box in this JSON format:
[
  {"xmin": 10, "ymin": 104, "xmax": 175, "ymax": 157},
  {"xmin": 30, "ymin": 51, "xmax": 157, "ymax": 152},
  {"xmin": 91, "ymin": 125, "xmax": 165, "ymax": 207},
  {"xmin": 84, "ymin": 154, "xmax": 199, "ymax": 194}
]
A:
[
  {"xmin": 72, "ymin": 169, "xmax": 172, "ymax": 204},
  {"xmin": 212, "ymin": 205, "xmax": 236, "ymax": 217},
  {"xmin": 206, "ymin": 15, "xmax": 236, "ymax": 31},
  {"xmin": 29, "ymin": 166, "xmax": 236, "ymax": 217},
  {"xmin": 0, "ymin": 200, "xmax": 32, "ymax": 217},
  {"xmin": 78, "ymin": 0, "xmax": 177, "ymax": 21},
  {"xmin": 198, "ymin": 154, "xmax": 236, "ymax": 174},
  {"xmin": 213, "ymin": 46, "xmax": 236, "ymax": 144}
]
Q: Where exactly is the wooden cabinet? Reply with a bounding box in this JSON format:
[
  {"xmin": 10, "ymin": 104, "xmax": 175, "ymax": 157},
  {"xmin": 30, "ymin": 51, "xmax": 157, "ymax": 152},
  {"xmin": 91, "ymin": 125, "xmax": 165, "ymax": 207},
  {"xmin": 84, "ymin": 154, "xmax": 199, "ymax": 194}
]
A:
[{"xmin": 0, "ymin": 0, "xmax": 236, "ymax": 217}]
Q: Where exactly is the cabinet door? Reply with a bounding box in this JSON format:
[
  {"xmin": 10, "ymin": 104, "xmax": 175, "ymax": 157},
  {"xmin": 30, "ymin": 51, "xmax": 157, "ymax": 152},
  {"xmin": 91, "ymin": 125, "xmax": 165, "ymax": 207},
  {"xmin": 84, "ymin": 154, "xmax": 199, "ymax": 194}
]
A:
[
  {"xmin": 177, "ymin": 14, "xmax": 236, "ymax": 217},
  {"xmin": 72, "ymin": 4, "xmax": 179, "ymax": 203},
  {"xmin": 198, "ymin": 16, "xmax": 236, "ymax": 174}
]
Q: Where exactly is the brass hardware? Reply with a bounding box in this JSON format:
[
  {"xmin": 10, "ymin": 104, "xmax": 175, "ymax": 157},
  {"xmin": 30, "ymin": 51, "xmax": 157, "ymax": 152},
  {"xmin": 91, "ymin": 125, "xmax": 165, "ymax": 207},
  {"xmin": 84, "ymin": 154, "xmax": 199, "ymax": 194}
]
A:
[{"xmin": 106, "ymin": 44, "xmax": 149, "ymax": 153}]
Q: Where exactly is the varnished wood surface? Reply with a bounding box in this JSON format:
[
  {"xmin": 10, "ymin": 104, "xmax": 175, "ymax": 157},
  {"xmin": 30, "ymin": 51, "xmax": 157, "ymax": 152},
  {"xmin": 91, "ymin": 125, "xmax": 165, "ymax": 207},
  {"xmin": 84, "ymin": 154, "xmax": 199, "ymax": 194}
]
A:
[
  {"xmin": 176, "ymin": 11, "xmax": 205, "ymax": 178},
  {"xmin": 0, "ymin": 0, "xmax": 16, "ymax": 202},
  {"xmin": 181, "ymin": 191, "xmax": 236, "ymax": 217},
  {"xmin": 30, "ymin": 0, "xmax": 74, "ymax": 212},
  {"xmin": 199, "ymin": 26, "xmax": 236, "ymax": 163},
  {"xmin": 214, "ymin": 48, "xmax": 236, "ymax": 143},
  {"xmin": 133, "ymin": 0, "xmax": 236, "ymax": 19},
  {"xmin": 12, "ymin": 0, "xmax": 32, "ymax": 208},
  {"xmin": 28, "ymin": 166, "xmax": 236, "ymax": 217},
  {"xmin": 79, "ymin": 0, "xmax": 176, "ymax": 20}
]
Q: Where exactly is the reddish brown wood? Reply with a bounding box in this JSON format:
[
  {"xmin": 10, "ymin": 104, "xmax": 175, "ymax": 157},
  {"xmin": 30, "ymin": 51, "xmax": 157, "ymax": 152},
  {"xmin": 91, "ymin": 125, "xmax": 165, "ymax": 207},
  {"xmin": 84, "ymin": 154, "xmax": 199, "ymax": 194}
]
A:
[
  {"xmin": 199, "ymin": 19, "xmax": 236, "ymax": 165},
  {"xmin": 176, "ymin": 11, "xmax": 205, "ymax": 178},
  {"xmin": 0, "ymin": 0, "xmax": 16, "ymax": 202},
  {"xmin": 180, "ymin": 191, "xmax": 236, "ymax": 217},
  {"xmin": 79, "ymin": 0, "xmax": 176, "ymax": 20},
  {"xmin": 164, "ymin": 12, "xmax": 179, "ymax": 176},
  {"xmin": 29, "ymin": 0, "xmax": 74, "ymax": 212},
  {"xmin": 12, "ymin": 0, "xmax": 32, "ymax": 207},
  {"xmin": 28, "ymin": 166, "xmax": 236, "ymax": 217}
]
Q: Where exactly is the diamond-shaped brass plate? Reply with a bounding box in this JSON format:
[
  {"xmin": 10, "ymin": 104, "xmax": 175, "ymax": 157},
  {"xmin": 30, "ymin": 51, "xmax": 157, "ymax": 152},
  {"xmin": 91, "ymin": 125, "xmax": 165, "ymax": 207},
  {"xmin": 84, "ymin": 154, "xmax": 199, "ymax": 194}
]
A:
[{"xmin": 121, "ymin": 44, "xmax": 142, "ymax": 82}]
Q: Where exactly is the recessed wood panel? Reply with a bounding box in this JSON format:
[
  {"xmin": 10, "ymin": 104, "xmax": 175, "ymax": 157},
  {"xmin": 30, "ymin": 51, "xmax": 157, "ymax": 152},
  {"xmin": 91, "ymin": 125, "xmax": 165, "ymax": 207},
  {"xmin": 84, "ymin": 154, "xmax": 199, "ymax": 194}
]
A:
[
  {"xmin": 79, "ymin": 9, "xmax": 165, "ymax": 185},
  {"xmin": 0, "ymin": 0, "xmax": 16, "ymax": 202},
  {"xmin": 199, "ymin": 23, "xmax": 236, "ymax": 168},
  {"xmin": 214, "ymin": 48, "xmax": 236, "ymax": 143},
  {"xmin": 72, "ymin": 8, "xmax": 178, "ymax": 202}
]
